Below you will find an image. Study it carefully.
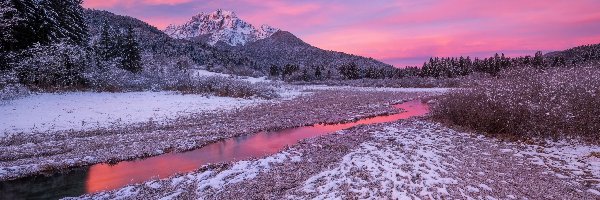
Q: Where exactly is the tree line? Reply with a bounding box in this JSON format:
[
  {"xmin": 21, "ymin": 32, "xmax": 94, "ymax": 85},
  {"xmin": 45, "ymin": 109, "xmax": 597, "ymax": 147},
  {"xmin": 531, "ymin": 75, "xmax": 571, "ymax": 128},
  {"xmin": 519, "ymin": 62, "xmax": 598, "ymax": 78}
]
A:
[
  {"xmin": 1, "ymin": 0, "xmax": 142, "ymax": 90},
  {"xmin": 267, "ymin": 48, "xmax": 600, "ymax": 82}
]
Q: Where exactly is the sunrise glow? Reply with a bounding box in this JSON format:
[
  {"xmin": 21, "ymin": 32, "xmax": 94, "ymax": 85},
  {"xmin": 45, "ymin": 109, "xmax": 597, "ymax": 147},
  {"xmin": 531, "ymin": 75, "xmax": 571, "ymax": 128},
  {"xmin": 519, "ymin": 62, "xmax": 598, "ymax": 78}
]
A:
[{"xmin": 83, "ymin": 0, "xmax": 600, "ymax": 66}]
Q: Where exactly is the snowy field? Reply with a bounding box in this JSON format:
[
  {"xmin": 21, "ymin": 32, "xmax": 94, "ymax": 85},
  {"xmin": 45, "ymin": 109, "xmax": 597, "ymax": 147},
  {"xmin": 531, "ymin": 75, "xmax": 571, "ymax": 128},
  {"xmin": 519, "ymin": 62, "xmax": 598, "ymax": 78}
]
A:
[
  {"xmin": 191, "ymin": 69, "xmax": 270, "ymax": 83},
  {"xmin": 0, "ymin": 92, "xmax": 267, "ymax": 135},
  {"xmin": 0, "ymin": 83, "xmax": 445, "ymax": 136}
]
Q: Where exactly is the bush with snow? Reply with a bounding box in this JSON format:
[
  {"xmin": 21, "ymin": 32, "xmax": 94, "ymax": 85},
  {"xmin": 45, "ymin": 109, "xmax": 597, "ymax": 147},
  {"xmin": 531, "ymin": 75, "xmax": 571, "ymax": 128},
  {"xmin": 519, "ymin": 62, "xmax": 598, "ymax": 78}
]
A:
[
  {"xmin": 14, "ymin": 41, "xmax": 88, "ymax": 91},
  {"xmin": 432, "ymin": 66, "xmax": 600, "ymax": 141},
  {"xmin": 0, "ymin": 83, "xmax": 30, "ymax": 101},
  {"xmin": 169, "ymin": 75, "xmax": 279, "ymax": 99}
]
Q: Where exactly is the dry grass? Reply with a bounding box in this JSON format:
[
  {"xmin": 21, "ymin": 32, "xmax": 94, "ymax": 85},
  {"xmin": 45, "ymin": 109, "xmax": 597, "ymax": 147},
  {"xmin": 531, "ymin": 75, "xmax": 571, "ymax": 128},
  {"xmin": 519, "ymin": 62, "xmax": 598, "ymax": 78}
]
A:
[{"xmin": 431, "ymin": 66, "xmax": 600, "ymax": 142}]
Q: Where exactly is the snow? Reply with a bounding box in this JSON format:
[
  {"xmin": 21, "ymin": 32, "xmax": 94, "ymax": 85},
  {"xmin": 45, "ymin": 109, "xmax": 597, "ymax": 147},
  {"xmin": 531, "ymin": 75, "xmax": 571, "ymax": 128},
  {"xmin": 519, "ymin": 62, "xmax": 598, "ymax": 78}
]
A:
[
  {"xmin": 298, "ymin": 85, "xmax": 451, "ymax": 93},
  {"xmin": 191, "ymin": 69, "xmax": 271, "ymax": 84},
  {"xmin": 297, "ymin": 125, "xmax": 457, "ymax": 199},
  {"xmin": 191, "ymin": 69, "xmax": 230, "ymax": 77},
  {"xmin": 467, "ymin": 185, "xmax": 480, "ymax": 193},
  {"xmin": 196, "ymin": 150, "xmax": 302, "ymax": 194},
  {"xmin": 164, "ymin": 9, "xmax": 278, "ymax": 46},
  {"xmin": 516, "ymin": 140, "xmax": 600, "ymax": 188},
  {"xmin": 0, "ymin": 91, "xmax": 265, "ymax": 135},
  {"xmin": 112, "ymin": 186, "xmax": 139, "ymax": 200},
  {"xmin": 478, "ymin": 184, "xmax": 493, "ymax": 191},
  {"xmin": 588, "ymin": 189, "xmax": 600, "ymax": 196}
]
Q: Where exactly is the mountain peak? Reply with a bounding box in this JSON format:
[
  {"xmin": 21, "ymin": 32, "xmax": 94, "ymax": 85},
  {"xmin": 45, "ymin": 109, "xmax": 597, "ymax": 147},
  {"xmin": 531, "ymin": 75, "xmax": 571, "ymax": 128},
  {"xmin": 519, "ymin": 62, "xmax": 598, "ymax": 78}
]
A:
[{"xmin": 164, "ymin": 9, "xmax": 279, "ymax": 46}]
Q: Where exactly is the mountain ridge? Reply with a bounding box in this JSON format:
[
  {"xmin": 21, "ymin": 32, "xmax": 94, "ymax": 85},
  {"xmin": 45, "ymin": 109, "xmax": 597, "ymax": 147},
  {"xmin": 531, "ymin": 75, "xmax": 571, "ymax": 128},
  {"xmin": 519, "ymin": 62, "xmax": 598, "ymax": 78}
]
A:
[{"xmin": 164, "ymin": 9, "xmax": 279, "ymax": 46}]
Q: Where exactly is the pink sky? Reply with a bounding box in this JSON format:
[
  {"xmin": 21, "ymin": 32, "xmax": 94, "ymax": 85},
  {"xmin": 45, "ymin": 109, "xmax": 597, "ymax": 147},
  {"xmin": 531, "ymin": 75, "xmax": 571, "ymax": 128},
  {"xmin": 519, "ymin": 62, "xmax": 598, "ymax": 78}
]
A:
[{"xmin": 83, "ymin": 0, "xmax": 600, "ymax": 67}]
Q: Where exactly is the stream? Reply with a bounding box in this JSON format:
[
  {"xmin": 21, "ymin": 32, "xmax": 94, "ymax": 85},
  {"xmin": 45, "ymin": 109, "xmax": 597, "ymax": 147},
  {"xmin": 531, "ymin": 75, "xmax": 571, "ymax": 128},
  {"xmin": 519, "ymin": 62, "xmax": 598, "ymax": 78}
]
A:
[{"xmin": 0, "ymin": 99, "xmax": 429, "ymax": 199}]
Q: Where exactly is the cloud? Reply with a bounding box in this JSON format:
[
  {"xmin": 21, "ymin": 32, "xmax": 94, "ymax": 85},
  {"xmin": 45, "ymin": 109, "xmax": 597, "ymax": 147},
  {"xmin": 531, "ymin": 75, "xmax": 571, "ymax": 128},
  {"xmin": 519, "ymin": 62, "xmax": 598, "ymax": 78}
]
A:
[
  {"xmin": 83, "ymin": 0, "xmax": 192, "ymax": 8},
  {"xmin": 83, "ymin": 0, "xmax": 600, "ymax": 67}
]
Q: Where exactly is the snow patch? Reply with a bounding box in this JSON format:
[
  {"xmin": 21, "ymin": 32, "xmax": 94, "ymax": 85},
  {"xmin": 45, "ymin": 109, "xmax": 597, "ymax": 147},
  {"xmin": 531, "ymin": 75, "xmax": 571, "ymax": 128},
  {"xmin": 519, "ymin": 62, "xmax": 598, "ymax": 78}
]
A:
[
  {"xmin": 0, "ymin": 91, "xmax": 265, "ymax": 135},
  {"xmin": 517, "ymin": 141, "xmax": 600, "ymax": 188},
  {"xmin": 298, "ymin": 85, "xmax": 451, "ymax": 93},
  {"xmin": 296, "ymin": 125, "xmax": 457, "ymax": 199}
]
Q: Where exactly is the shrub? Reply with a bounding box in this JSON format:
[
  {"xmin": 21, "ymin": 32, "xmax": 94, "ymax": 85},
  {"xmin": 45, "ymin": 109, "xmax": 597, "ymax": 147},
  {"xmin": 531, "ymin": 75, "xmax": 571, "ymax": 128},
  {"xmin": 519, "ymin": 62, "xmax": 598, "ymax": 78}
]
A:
[
  {"xmin": 168, "ymin": 75, "xmax": 279, "ymax": 99},
  {"xmin": 14, "ymin": 42, "xmax": 88, "ymax": 91},
  {"xmin": 0, "ymin": 71, "xmax": 30, "ymax": 101},
  {"xmin": 0, "ymin": 83, "xmax": 30, "ymax": 101},
  {"xmin": 431, "ymin": 66, "xmax": 600, "ymax": 141}
]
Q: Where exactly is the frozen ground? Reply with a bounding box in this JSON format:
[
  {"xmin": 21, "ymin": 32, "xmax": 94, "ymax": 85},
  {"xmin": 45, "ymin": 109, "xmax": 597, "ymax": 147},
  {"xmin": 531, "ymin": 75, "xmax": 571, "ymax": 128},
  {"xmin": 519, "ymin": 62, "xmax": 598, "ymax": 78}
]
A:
[
  {"xmin": 296, "ymin": 84, "xmax": 452, "ymax": 93},
  {"xmin": 0, "ymin": 90, "xmax": 433, "ymax": 181},
  {"xmin": 74, "ymin": 120, "xmax": 600, "ymax": 199},
  {"xmin": 0, "ymin": 84, "xmax": 443, "ymax": 136},
  {"xmin": 0, "ymin": 91, "xmax": 268, "ymax": 135},
  {"xmin": 191, "ymin": 69, "xmax": 270, "ymax": 83}
]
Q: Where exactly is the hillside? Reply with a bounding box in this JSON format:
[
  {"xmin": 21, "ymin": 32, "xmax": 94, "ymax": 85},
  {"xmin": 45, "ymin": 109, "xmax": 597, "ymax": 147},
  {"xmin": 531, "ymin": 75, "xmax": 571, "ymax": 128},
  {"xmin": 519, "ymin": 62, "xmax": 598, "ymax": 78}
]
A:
[
  {"xmin": 162, "ymin": 9, "xmax": 397, "ymax": 79},
  {"xmin": 231, "ymin": 31, "xmax": 396, "ymax": 75},
  {"xmin": 544, "ymin": 43, "xmax": 600, "ymax": 65},
  {"xmin": 85, "ymin": 9, "xmax": 261, "ymax": 76}
]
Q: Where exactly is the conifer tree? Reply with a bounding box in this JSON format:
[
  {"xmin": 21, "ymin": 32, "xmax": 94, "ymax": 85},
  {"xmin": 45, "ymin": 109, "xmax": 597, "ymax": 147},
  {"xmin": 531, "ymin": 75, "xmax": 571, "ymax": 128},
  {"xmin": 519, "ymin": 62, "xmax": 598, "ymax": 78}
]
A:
[
  {"xmin": 42, "ymin": 0, "xmax": 88, "ymax": 46},
  {"xmin": 0, "ymin": 0, "xmax": 22, "ymax": 52},
  {"xmin": 302, "ymin": 69, "xmax": 309, "ymax": 81},
  {"xmin": 7, "ymin": 0, "xmax": 87, "ymax": 49},
  {"xmin": 95, "ymin": 22, "xmax": 116, "ymax": 63},
  {"xmin": 314, "ymin": 66, "xmax": 322, "ymax": 79},
  {"xmin": 269, "ymin": 65, "xmax": 279, "ymax": 77},
  {"xmin": 120, "ymin": 26, "xmax": 142, "ymax": 73}
]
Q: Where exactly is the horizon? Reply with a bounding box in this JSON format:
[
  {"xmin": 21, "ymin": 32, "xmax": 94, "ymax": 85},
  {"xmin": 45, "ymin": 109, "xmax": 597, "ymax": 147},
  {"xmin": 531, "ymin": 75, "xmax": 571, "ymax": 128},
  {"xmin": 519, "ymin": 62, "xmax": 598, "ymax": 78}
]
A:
[{"xmin": 84, "ymin": 1, "xmax": 600, "ymax": 67}]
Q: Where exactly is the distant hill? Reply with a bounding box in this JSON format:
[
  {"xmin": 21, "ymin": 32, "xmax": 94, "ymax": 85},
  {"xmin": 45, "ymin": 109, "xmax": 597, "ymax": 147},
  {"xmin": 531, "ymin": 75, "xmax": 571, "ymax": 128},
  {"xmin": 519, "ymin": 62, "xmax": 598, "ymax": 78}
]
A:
[
  {"xmin": 544, "ymin": 43, "xmax": 600, "ymax": 65},
  {"xmin": 228, "ymin": 31, "xmax": 396, "ymax": 74},
  {"xmin": 85, "ymin": 9, "xmax": 262, "ymax": 76},
  {"xmin": 162, "ymin": 9, "xmax": 397, "ymax": 78}
]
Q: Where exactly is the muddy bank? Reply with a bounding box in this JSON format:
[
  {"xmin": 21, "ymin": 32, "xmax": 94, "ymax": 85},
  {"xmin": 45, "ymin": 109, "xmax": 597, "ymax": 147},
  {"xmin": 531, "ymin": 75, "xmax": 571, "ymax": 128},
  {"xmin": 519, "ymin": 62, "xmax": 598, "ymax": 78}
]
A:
[{"xmin": 0, "ymin": 90, "xmax": 433, "ymax": 181}]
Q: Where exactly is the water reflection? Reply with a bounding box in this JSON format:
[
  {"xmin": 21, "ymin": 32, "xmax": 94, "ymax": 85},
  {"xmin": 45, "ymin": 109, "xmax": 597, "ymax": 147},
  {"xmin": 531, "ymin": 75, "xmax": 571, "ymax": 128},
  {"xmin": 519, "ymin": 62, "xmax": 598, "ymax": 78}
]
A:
[{"xmin": 0, "ymin": 100, "xmax": 429, "ymax": 199}]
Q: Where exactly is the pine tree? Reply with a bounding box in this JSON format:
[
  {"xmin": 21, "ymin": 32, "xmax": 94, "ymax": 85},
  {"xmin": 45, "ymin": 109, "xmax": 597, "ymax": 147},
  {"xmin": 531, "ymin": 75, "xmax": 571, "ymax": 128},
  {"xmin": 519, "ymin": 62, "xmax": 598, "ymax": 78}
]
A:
[
  {"xmin": 338, "ymin": 62, "xmax": 360, "ymax": 79},
  {"xmin": 7, "ymin": 0, "xmax": 88, "ymax": 49},
  {"xmin": 42, "ymin": 0, "xmax": 88, "ymax": 46},
  {"xmin": 302, "ymin": 69, "xmax": 309, "ymax": 81},
  {"xmin": 314, "ymin": 66, "xmax": 321, "ymax": 79},
  {"xmin": 6, "ymin": 0, "xmax": 41, "ymax": 50},
  {"xmin": 0, "ymin": 0, "xmax": 22, "ymax": 52},
  {"xmin": 120, "ymin": 26, "xmax": 142, "ymax": 73},
  {"xmin": 533, "ymin": 51, "xmax": 545, "ymax": 68},
  {"xmin": 95, "ymin": 22, "xmax": 116, "ymax": 63},
  {"xmin": 269, "ymin": 65, "xmax": 279, "ymax": 77},
  {"xmin": 0, "ymin": 0, "xmax": 23, "ymax": 71}
]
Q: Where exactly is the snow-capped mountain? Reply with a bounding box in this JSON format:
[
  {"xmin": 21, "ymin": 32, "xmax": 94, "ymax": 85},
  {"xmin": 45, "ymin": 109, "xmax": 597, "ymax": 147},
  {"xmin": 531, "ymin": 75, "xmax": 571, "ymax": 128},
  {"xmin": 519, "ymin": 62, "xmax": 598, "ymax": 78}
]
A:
[{"xmin": 164, "ymin": 9, "xmax": 279, "ymax": 46}]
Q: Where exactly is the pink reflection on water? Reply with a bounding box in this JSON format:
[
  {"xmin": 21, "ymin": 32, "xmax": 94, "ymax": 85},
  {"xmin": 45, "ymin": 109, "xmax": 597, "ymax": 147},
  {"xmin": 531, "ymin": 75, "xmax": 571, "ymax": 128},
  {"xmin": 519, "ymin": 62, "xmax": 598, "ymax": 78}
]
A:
[{"xmin": 86, "ymin": 99, "xmax": 429, "ymax": 193}]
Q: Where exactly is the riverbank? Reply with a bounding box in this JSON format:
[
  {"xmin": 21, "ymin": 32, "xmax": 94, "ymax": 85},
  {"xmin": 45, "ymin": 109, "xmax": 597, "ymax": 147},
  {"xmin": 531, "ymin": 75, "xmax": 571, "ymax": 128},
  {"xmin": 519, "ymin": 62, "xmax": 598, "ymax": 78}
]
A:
[
  {"xmin": 0, "ymin": 89, "xmax": 439, "ymax": 182},
  {"xmin": 73, "ymin": 119, "xmax": 600, "ymax": 199}
]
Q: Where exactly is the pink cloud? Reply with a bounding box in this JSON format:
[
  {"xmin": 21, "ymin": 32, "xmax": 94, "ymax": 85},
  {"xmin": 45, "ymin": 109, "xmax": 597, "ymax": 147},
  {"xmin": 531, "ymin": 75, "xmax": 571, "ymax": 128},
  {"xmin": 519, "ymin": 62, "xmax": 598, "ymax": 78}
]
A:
[
  {"xmin": 83, "ymin": 0, "xmax": 600, "ymax": 67},
  {"xmin": 142, "ymin": 0, "xmax": 192, "ymax": 5},
  {"xmin": 83, "ymin": 0, "xmax": 191, "ymax": 8}
]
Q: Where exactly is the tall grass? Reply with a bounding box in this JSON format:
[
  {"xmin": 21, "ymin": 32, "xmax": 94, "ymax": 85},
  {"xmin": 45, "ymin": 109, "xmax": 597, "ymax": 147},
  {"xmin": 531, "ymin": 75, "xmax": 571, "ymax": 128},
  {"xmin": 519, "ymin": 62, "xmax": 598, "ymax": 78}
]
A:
[{"xmin": 432, "ymin": 67, "xmax": 600, "ymax": 141}]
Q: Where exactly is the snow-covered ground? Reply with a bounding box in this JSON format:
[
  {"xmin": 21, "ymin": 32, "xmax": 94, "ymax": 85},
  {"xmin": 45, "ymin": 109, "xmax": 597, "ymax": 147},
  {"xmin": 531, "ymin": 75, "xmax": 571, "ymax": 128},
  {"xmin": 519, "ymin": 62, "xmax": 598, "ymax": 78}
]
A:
[
  {"xmin": 191, "ymin": 69, "xmax": 271, "ymax": 84},
  {"xmin": 0, "ymin": 91, "xmax": 267, "ymax": 135},
  {"xmin": 297, "ymin": 84, "xmax": 452, "ymax": 93},
  {"xmin": 75, "ymin": 120, "xmax": 600, "ymax": 199},
  {"xmin": 0, "ymin": 67, "xmax": 448, "ymax": 136}
]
